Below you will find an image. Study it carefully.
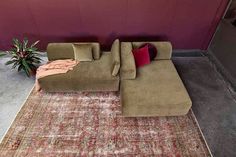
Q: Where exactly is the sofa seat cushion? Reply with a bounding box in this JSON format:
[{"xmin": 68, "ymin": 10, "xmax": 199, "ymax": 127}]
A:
[
  {"xmin": 121, "ymin": 60, "xmax": 192, "ymax": 117},
  {"xmin": 39, "ymin": 52, "xmax": 119, "ymax": 92}
]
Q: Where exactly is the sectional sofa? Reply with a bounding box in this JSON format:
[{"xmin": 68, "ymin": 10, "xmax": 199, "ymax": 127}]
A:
[{"xmin": 39, "ymin": 40, "xmax": 192, "ymax": 116}]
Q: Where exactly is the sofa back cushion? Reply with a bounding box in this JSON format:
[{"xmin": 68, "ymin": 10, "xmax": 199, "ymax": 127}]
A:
[
  {"xmin": 111, "ymin": 39, "xmax": 120, "ymax": 76},
  {"xmin": 47, "ymin": 42, "xmax": 100, "ymax": 61},
  {"xmin": 120, "ymin": 42, "xmax": 136, "ymax": 80},
  {"xmin": 47, "ymin": 43, "xmax": 74, "ymax": 61},
  {"xmin": 132, "ymin": 41, "xmax": 172, "ymax": 60},
  {"xmin": 73, "ymin": 44, "xmax": 93, "ymax": 61}
]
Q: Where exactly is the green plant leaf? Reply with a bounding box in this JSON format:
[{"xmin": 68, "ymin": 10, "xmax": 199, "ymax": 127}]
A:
[
  {"xmin": 17, "ymin": 64, "xmax": 23, "ymax": 72},
  {"xmin": 12, "ymin": 38, "xmax": 21, "ymax": 52},
  {"xmin": 27, "ymin": 47, "xmax": 38, "ymax": 52},
  {"xmin": 22, "ymin": 66, "xmax": 30, "ymax": 77},
  {"xmin": 23, "ymin": 38, "xmax": 28, "ymax": 51},
  {"xmin": 22, "ymin": 59, "xmax": 31, "ymax": 71},
  {"xmin": 26, "ymin": 60, "xmax": 33, "ymax": 64},
  {"xmin": 22, "ymin": 59, "xmax": 32, "ymax": 77},
  {"xmin": 31, "ymin": 56, "xmax": 42, "ymax": 61},
  {"xmin": 10, "ymin": 47, "xmax": 17, "ymax": 52},
  {"xmin": 0, "ymin": 52, "xmax": 6, "ymax": 57},
  {"xmin": 31, "ymin": 40, "xmax": 39, "ymax": 48},
  {"xmin": 5, "ymin": 60, "xmax": 16, "ymax": 65},
  {"xmin": 31, "ymin": 52, "xmax": 41, "ymax": 55},
  {"xmin": 12, "ymin": 61, "xmax": 19, "ymax": 69},
  {"xmin": 11, "ymin": 55, "xmax": 19, "ymax": 60},
  {"xmin": 12, "ymin": 38, "xmax": 19, "ymax": 45},
  {"xmin": 32, "ymin": 60, "xmax": 41, "ymax": 64},
  {"xmin": 28, "ymin": 63, "xmax": 37, "ymax": 70}
]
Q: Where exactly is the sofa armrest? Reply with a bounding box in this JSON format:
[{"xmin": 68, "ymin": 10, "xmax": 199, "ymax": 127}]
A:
[
  {"xmin": 132, "ymin": 41, "xmax": 172, "ymax": 60},
  {"xmin": 120, "ymin": 42, "xmax": 136, "ymax": 80},
  {"xmin": 47, "ymin": 42, "xmax": 101, "ymax": 61},
  {"xmin": 110, "ymin": 39, "xmax": 120, "ymax": 76}
]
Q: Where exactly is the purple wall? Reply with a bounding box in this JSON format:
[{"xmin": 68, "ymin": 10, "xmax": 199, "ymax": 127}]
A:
[{"xmin": 0, "ymin": 0, "xmax": 228, "ymax": 50}]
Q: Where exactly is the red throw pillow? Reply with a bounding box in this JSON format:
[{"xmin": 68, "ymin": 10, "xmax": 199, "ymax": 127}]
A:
[
  {"xmin": 132, "ymin": 45, "xmax": 150, "ymax": 67},
  {"xmin": 139, "ymin": 43, "xmax": 157, "ymax": 61}
]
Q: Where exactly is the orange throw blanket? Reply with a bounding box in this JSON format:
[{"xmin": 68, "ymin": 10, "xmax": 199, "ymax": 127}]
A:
[{"xmin": 35, "ymin": 59, "xmax": 79, "ymax": 91}]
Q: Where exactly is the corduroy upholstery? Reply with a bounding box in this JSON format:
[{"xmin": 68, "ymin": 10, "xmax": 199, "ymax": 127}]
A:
[{"xmin": 120, "ymin": 41, "xmax": 192, "ymax": 116}]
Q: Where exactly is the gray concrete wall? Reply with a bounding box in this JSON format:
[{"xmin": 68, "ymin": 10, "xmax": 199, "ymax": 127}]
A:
[
  {"xmin": 208, "ymin": 19, "xmax": 236, "ymax": 89},
  {"xmin": 225, "ymin": 0, "xmax": 236, "ymax": 20}
]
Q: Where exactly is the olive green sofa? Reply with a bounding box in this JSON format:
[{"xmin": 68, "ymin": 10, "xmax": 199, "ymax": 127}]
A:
[
  {"xmin": 120, "ymin": 41, "xmax": 192, "ymax": 116},
  {"xmin": 39, "ymin": 39, "xmax": 192, "ymax": 117},
  {"xmin": 38, "ymin": 40, "xmax": 120, "ymax": 92}
]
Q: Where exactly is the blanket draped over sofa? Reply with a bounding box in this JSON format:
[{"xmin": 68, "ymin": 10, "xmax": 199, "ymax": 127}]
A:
[{"xmin": 35, "ymin": 59, "xmax": 78, "ymax": 91}]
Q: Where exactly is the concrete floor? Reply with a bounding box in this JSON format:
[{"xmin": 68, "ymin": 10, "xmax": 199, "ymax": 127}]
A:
[
  {"xmin": 0, "ymin": 54, "xmax": 236, "ymax": 156},
  {"xmin": 0, "ymin": 57, "xmax": 34, "ymax": 140},
  {"xmin": 0, "ymin": 55, "xmax": 47, "ymax": 141},
  {"xmin": 173, "ymin": 56, "xmax": 236, "ymax": 157}
]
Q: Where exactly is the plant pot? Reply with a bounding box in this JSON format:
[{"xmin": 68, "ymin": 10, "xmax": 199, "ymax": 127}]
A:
[{"xmin": 30, "ymin": 68, "xmax": 37, "ymax": 76}]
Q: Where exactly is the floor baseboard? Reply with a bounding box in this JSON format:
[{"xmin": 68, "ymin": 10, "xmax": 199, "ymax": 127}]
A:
[{"xmin": 172, "ymin": 49, "xmax": 206, "ymax": 57}]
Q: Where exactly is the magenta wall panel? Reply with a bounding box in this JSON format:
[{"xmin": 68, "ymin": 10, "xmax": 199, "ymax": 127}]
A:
[{"xmin": 0, "ymin": 0, "xmax": 228, "ymax": 50}]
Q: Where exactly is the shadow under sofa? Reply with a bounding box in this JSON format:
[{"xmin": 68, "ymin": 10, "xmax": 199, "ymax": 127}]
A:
[
  {"xmin": 38, "ymin": 40, "xmax": 120, "ymax": 92},
  {"xmin": 120, "ymin": 41, "xmax": 192, "ymax": 116}
]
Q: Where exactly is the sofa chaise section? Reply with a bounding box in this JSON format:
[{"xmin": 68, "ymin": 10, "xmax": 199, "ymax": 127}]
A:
[{"xmin": 120, "ymin": 41, "xmax": 192, "ymax": 116}]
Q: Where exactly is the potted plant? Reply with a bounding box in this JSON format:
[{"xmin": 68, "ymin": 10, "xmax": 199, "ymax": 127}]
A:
[{"xmin": 0, "ymin": 38, "xmax": 42, "ymax": 77}]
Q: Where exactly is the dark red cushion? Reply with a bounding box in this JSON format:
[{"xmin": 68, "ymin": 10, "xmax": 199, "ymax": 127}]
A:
[
  {"xmin": 139, "ymin": 43, "xmax": 157, "ymax": 61},
  {"xmin": 132, "ymin": 45, "xmax": 150, "ymax": 67}
]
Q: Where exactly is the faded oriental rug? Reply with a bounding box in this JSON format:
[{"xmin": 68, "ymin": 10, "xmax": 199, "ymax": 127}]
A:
[{"xmin": 0, "ymin": 89, "xmax": 211, "ymax": 156}]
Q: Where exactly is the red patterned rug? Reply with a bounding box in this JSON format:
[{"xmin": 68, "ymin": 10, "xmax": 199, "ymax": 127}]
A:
[{"xmin": 0, "ymin": 89, "xmax": 211, "ymax": 156}]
